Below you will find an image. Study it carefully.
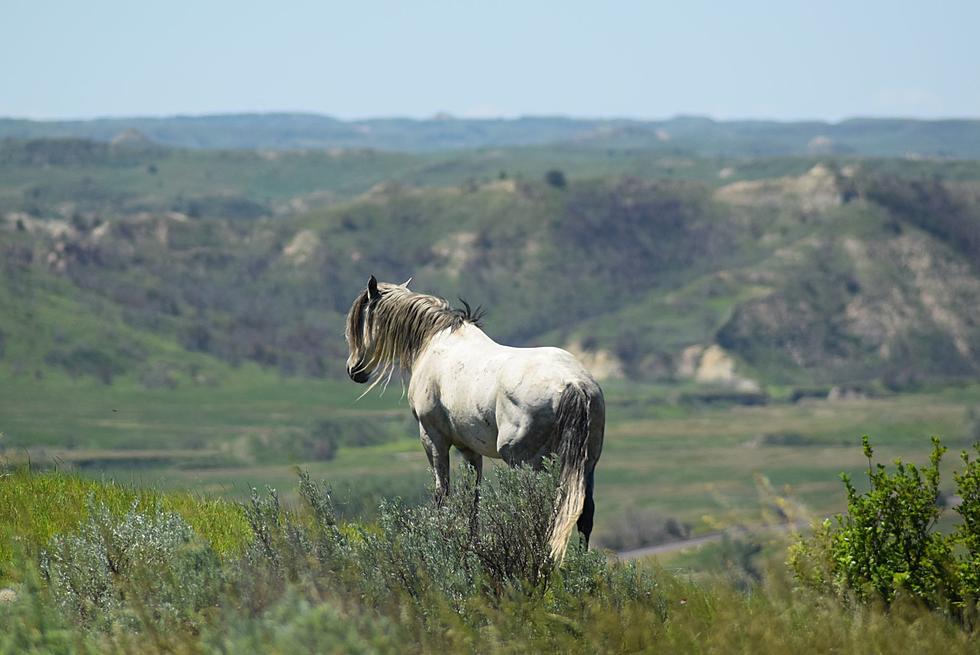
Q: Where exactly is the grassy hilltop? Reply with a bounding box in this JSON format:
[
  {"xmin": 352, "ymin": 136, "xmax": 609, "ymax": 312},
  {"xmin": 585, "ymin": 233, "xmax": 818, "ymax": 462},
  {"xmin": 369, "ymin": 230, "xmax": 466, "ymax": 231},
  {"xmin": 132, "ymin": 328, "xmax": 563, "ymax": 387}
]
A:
[{"xmin": 4, "ymin": 113, "xmax": 980, "ymax": 157}]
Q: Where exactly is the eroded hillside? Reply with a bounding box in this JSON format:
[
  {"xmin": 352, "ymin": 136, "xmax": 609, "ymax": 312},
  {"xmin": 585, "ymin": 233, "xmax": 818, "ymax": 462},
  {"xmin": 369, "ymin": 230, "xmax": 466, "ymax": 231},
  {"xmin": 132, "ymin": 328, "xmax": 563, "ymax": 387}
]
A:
[{"xmin": 2, "ymin": 152, "xmax": 979, "ymax": 390}]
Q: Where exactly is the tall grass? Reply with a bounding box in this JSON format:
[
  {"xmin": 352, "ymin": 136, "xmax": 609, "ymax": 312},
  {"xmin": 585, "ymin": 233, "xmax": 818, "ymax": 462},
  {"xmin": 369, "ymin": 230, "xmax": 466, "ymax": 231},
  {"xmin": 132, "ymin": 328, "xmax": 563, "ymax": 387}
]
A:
[
  {"xmin": 0, "ymin": 467, "xmax": 249, "ymax": 581},
  {"xmin": 1, "ymin": 464, "xmax": 978, "ymax": 653}
]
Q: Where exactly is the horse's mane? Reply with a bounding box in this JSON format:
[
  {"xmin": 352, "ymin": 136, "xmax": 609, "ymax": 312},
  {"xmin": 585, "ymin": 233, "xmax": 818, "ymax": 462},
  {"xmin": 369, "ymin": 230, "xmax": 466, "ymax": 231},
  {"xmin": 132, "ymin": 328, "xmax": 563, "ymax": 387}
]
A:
[{"xmin": 346, "ymin": 282, "xmax": 484, "ymax": 390}]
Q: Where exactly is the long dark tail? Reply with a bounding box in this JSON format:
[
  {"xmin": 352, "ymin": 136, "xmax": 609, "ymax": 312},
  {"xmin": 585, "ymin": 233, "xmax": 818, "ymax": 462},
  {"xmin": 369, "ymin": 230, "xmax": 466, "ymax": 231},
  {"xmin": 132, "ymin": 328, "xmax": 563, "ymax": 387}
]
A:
[{"xmin": 548, "ymin": 383, "xmax": 594, "ymax": 561}]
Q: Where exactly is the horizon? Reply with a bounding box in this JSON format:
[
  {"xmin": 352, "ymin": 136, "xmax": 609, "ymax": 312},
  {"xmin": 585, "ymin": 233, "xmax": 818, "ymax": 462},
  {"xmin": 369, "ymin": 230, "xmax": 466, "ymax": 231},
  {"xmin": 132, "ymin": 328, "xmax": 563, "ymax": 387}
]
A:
[{"xmin": 5, "ymin": 110, "xmax": 980, "ymax": 125}]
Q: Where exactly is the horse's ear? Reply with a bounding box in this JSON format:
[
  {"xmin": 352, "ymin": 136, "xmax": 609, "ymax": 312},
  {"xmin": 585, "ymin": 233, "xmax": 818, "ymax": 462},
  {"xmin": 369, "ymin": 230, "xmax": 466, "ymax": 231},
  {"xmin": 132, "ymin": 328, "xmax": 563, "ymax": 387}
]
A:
[{"xmin": 367, "ymin": 275, "xmax": 381, "ymax": 300}]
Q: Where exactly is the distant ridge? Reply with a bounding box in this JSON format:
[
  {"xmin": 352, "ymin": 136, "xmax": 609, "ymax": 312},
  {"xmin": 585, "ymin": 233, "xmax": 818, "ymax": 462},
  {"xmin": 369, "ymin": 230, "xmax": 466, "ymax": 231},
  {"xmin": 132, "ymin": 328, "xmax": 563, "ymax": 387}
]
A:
[{"xmin": 2, "ymin": 113, "xmax": 980, "ymax": 157}]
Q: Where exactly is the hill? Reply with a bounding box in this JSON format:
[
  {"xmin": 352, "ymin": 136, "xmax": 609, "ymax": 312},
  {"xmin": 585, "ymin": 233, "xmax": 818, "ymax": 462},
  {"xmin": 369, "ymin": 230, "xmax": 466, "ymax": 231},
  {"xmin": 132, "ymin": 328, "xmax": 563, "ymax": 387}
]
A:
[
  {"xmin": 4, "ymin": 113, "xmax": 980, "ymax": 157},
  {"xmin": 3, "ymin": 150, "xmax": 979, "ymax": 391}
]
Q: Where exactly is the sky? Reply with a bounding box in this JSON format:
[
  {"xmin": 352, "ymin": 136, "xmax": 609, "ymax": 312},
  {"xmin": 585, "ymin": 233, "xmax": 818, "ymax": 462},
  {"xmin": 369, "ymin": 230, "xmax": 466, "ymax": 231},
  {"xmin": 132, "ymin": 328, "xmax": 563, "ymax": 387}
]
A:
[{"xmin": 2, "ymin": 0, "xmax": 978, "ymax": 122}]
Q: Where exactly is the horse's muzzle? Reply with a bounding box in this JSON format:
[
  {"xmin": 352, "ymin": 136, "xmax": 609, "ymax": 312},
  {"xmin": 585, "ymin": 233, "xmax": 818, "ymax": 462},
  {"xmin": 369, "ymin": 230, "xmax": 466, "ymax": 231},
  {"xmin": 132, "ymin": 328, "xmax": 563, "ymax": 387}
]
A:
[{"xmin": 347, "ymin": 366, "xmax": 370, "ymax": 384}]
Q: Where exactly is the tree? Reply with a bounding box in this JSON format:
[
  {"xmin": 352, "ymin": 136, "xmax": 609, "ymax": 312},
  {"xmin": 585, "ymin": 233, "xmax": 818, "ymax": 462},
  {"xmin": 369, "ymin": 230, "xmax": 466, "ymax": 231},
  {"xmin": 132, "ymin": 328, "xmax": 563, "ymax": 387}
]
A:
[{"xmin": 545, "ymin": 169, "xmax": 567, "ymax": 189}]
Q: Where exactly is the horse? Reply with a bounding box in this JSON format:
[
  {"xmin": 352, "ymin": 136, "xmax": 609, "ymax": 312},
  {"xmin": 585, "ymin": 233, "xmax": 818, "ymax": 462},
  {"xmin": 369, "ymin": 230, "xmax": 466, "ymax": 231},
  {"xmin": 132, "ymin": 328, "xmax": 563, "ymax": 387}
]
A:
[{"xmin": 344, "ymin": 276, "xmax": 605, "ymax": 560}]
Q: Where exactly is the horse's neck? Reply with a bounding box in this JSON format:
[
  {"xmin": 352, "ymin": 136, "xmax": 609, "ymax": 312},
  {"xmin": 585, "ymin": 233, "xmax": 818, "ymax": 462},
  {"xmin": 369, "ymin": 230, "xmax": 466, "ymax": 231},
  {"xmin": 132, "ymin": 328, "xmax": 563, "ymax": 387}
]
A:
[
  {"xmin": 453, "ymin": 322, "xmax": 500, "ymax": 351},
  {"xmin": 409, "ymin": 323, "xmax": 498, "ymax": 382},
  {"xmin": 424, "ymin": 322, "xmax": 496, "ymax": 358}
]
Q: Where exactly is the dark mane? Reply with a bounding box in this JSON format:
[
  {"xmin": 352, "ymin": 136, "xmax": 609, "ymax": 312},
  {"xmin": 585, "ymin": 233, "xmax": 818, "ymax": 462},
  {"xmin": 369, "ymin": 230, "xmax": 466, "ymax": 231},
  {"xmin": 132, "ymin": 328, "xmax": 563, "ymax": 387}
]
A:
[{"xmin": 452, "ymin": 297, "xmax": 486, "ymax": 328}]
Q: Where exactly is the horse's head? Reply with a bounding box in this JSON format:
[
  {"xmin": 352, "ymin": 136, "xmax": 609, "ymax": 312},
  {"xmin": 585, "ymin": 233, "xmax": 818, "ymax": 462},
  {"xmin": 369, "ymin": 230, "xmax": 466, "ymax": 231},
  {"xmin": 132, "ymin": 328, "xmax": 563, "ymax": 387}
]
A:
[
  {"xmin": 345, "ymin": 275, "xmax": 414, "ymax": 383},
  {"xmin": 345, "ymin": 275, "xmax": 384, "ymax": 383}
]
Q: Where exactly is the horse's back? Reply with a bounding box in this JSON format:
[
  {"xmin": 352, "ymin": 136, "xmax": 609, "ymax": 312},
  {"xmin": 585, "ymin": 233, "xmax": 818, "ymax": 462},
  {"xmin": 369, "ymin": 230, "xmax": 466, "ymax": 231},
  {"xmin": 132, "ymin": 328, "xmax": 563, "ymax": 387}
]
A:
[
  {"xmin": 498, "ymin": 345, "xmax": 598, "ymax": 409},
  {"xmin": 410, "ymin": 324, "xmax": 602, "ymax": 461}
]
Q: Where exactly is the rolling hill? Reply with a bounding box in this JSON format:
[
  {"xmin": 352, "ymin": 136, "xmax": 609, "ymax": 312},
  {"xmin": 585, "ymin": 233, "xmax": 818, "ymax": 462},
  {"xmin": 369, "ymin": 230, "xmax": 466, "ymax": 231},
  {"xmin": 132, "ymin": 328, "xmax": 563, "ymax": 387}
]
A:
[
  {"xmin": 3, "ymin": 142, "xmax": 979, "ymax": 392},
  {"xmin": 3, "ymin": 113, "xmax": 980, "ymax": 157}
]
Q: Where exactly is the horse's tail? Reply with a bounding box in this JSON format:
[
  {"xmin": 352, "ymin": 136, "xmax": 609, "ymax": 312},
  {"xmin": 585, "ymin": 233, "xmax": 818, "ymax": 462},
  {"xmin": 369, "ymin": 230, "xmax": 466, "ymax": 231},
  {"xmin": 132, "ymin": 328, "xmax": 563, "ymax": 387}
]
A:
[{"xmin": 548, "ymin": 382, "xmax": 596, "ymax": 562}]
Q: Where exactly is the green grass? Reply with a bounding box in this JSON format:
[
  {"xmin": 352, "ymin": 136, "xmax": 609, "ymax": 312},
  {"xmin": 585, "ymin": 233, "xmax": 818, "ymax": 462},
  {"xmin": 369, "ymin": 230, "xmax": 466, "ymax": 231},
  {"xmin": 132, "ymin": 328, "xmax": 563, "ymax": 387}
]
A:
[
  {"xmin": 4, "ymin": 370, "xmax": 978, "ymax": 546},
  {"xmin": 1, "ymin": 469, "xmax": 978, "ymax": 654},
  {"xmin": 0, "ymin": 468, "xmax": 249, "ymax": 582}
]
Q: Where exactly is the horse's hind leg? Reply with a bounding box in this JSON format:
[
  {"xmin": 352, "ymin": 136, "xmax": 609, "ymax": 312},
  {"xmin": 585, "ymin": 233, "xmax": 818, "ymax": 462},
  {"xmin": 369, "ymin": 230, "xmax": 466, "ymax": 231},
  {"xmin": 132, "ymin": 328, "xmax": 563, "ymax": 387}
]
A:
[
  {"xmin": 576, "ymin": 466, "xmax": 596, "ymax": 547},
  {"xmin": 457, "ymin": 446, "xmax": 483, "ymax": 484},
  {"xmin": 419, "ymin": 424, "xmax": 450, "ymax": 505}
]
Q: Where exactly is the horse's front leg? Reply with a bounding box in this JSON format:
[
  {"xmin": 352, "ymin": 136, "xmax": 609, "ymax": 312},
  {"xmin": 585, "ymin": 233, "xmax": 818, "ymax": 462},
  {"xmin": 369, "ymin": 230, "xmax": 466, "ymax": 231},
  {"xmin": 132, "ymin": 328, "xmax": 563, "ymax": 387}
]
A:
[{"xmin": 419, "ymin": 423, "xmax": 450, "ymax": 505}]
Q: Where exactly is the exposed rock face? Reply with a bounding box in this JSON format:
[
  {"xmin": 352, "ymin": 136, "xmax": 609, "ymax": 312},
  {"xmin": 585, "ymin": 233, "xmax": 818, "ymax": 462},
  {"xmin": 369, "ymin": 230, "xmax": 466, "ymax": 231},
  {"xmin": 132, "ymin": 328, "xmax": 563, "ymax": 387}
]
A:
[
  {"xmin": 677, "ymin": 344, "xmax": 760, "ymax": 391},
  {"xmin": 717, "ymin": 230, "xmax": 980, "ymax": 380},
  {"xmin": 677, "ymin": 345, "xmax": 704, "ymax": 378},
  {"xmin": 694, "ymin": 344, "xmax": 737, "ymax": 383},
  {"xmin": 564, "ymin": 339, "xmax": 625, "ymax": 380},
  {"xmin": 431, "ymin": 232, "xmax": 477, "ymax": 277},
  {"xmin": 282, "ymin": 229, "xmax": 320, "ymax": 265},
  {"xmin": 714, "ymin": 164, "xmax": 843, "ymax": 213},
  {"xmin": 110, "ymin": 129, "xmax": 156, "ymax": 150}
]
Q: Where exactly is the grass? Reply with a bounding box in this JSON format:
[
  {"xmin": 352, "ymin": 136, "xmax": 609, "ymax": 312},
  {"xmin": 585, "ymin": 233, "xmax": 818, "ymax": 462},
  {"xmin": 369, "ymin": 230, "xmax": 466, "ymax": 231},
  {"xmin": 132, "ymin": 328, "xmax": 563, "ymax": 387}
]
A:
[
  {"xmin": 1, "ymin": 468, "xmax": 978, "ymax": 654},
  {"xmin": 0, "ymin": 468, "xmax": 249, "ymax": 582},
  {"xmin": 3, "ymin": 370, "xmax": 978, "ymax": 544}
]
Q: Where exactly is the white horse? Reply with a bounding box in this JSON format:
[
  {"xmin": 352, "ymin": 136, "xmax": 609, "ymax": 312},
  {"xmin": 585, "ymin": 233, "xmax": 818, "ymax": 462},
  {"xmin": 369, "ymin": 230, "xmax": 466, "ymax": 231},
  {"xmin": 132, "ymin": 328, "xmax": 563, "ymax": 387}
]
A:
[{"xmin": 345, "ymin": 276, "xmax": 604, "ymax": 560}]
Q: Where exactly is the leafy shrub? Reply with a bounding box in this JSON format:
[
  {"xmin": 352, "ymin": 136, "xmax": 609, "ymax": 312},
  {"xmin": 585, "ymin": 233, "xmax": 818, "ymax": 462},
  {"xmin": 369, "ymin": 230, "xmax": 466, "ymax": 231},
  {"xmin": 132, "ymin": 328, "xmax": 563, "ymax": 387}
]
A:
[
  {"xmin": 954, "ymin": 445, "xmax": 980, "ymax": 602},
  {"xmin": 12, "ymin": 461, "xmax": 980, "ymax": 652},
  {"xmin": 205, "ymin": 591, "xmax": 398, "ymax": 654},
  {"xmin": 789, "ymin": 437, "xmax": 980, "ymax": 622},
  {"xmin": 356, "ymin": 490, "xmax": 482, "ymax": 606},
  {"xmin": 244, "ymin": 472, "xmax": 346, "ymax": 572},
  {"xmin": 43, "ymin": 347, "xmax": 124, "ymax": 384},
  {"xmin": 21, "ymin": 466, "xmax": 666, "ymax": 648},
  {"xmin": 230, "ymin": 458, "xmax": 660, "ymax": 619},
  {"xmin": 40, "ymin": 499, "xmax": 222, "ymax": 631},
  {"xmin": 237, "ymin": 461, "xmax": 565, "ymax": 609},
  {"xmin": 465, "ymin": 460, "xmax": 561, "ymax": 589}
]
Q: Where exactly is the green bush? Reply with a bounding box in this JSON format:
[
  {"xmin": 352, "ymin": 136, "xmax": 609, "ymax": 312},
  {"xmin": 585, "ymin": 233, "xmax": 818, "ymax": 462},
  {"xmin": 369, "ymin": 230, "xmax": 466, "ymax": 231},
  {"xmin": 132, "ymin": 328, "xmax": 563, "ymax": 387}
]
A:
[
  {"xmin": 790, "ymin": 437, "xmax": 980, "ymax": 622},
  {"xmin": 40, "ymin": 499, "xmax": 222, "ymax": 631},
  {"xmin": 9, "ymin": 463, "xmax": 980, "ymax": 652},
  {"xmin": 228, "ymin": 459, "xmax": 659, "ymax": 621},
  {"xmin": 545, "ymin": 169, "xmax": 567, "ymax": 189},
  {"xmin": 954, "ymin": 445, "xmax": 980, "ymax": 602}
]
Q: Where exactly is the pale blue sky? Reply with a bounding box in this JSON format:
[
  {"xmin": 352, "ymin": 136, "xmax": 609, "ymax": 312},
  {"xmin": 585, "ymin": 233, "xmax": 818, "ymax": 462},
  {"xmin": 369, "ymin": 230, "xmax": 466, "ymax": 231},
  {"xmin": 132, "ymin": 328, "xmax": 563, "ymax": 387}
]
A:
[{"xmin": 3, "ymin": 0, "xmax": 978, "ymax": 121}]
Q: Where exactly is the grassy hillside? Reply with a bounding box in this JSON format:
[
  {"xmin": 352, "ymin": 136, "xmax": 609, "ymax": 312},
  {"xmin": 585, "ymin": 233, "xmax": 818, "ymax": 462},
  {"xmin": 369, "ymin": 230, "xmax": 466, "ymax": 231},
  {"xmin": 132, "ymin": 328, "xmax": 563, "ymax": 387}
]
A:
[
  {"xmin": 0, "ymin": 136, "xmax": 857, "ymax": 221},
  {"xmin": 10, "ymin": 155, "xmax": 979, "ymax": 388}
]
